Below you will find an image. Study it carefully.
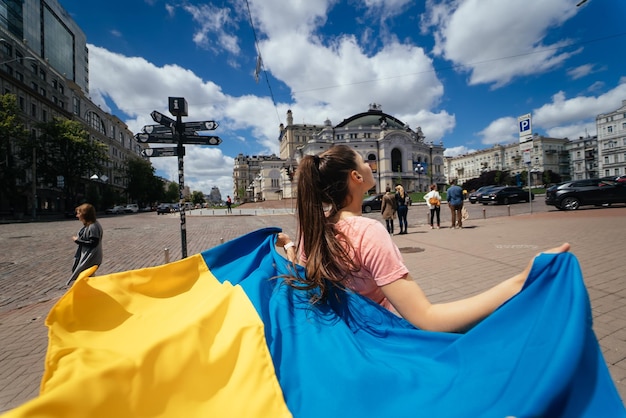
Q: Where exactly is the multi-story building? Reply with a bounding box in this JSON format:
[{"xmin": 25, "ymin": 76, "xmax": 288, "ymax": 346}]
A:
[
  {"xmin": 445, "ymin": 135, "xmax": 569, "ymax": 186},
  {"xmin": 1, "ymin": 0, "xmax": 144, "ymax": 215},
  {"xmin": 566, "ymin": 135, "xmax": 598, "ymax": 180},
  {"xmin": 596, "ymin": 100, "xmax": 626, "ymax": 179},
  {"xmin": 232, "ymin": 153, "xmax": 283, "ymax": 202},
  {"xmin": 277, "ymin": 104, "xmax": 445, "ymax": 195}
]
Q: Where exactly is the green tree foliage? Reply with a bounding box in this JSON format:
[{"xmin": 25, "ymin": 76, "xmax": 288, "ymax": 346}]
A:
[
  {"xmin": 191, "ymin": 191, "xmax": 205, "ymax": 205},
  {"xmin": 126, "ymin": 157, "xmax": 164, "ymax": 205},
  {"xmin": 0, "ymin": 94, "xmax": 29, "ymax": 209},
  {"xmin": 165, "ymin": 182, "xmax": 180, "ymax": 202},
  {"xmin": 543, "ymin": 170, "xmax": 561, "ymax": 186},
  {"xmin": 35, "ymin": 117, "xmax": 109, "ymax": 207}
]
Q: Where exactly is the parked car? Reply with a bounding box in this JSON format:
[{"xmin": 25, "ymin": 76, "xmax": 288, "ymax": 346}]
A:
[
  {"xmin": 362, "ymin": 194, "xmax": 384, "ymax": 213},
  {"xmin": 468, "ymin": 185, "xmax": 497, "ymax": 204},
  {"xmin": 545, "ymin": 179, "xmax": 626, "ymax": 210},
  {"xmin": 156, "ymin": 204, "xmax": 172, "ymax": 214},
  {"xmin": 616, "ymin": 175, "xmax": 626, "ymax": 183},
  {"xmin": 105, "ymin": 205, "xmax": 125, "ymax": 215},
  {"xmin": 479, "ymin": 186, "xmax": 534, "ymax": 205},
  {"xmin": 124, "ymin": 204, "xmax": 139, "ymax": 213}
]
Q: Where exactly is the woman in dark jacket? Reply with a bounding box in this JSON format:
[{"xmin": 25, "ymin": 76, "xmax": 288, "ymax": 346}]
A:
[{"xmin": 67, "ymin": 203, "xmax": 103, "ymax": 285}]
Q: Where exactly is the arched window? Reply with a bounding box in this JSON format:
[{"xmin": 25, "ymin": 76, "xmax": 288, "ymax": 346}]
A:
[
  {"xmin": 367, "ymin": 153, "xmax": 377, "ymax": 173},
  {"xmin": 391, "ymin": 148, "xmax": 403, "ymax": 172},
  {"xmin": 86, "ymin": 111, "xmax": 106, "ymax": 135}
]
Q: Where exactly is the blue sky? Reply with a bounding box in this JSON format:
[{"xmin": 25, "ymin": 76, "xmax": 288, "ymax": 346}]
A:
[{"xmin": 59, "ymin": 0, "xmax": 626, "ymax": 196}]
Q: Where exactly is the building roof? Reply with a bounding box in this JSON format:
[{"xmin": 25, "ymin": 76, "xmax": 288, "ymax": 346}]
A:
[{"xmin": 335, "ymin": 108, "xmax": 407, "ymax": 130}]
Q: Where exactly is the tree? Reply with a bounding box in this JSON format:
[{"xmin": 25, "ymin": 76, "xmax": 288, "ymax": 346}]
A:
[
  {"xmin": 34, "ymin": 117, "xmax": 109, "ymax": 209},
  {"xmin": 126, "ymin": 157, "xmax": 163, "ymax": 205},
  {"xmin": 0, "ymin": 94, "xmax": 29, "ymax": 212},
  {"xmin": 191, "ymin": 191, "xmax": 205, "ymax": 206},
  {"xmin": 164, "ymin": 182, "xmax": 179, "ymax": 202}
]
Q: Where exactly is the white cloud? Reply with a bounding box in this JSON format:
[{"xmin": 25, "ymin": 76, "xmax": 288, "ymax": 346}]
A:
[
  {"xmin": 444, "ymin": 145, "xmax": 477, "ymax": 157},
  {"xmin": 478, "ymin": 116, "xmax": 518, "ymax": 145},
  {"xmin": 423, "ymin": 0, "xmax": 580, "ymax": 88}
]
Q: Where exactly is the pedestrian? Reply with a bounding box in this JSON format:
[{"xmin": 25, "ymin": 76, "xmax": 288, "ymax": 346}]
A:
[
  {"xmin": 381, "ymin": 186, "xmax": 397, "ymax": 235},
  {"xmin": 275, "ymin": 145, "xmax": 570, "ymax": 331},
  {"xmin": 447, "ymin": 179, "xmax": 464, "ymax": 229},
  {"xmin": 67, "ymin": 203, "xmax": 103, "ymax": 286},
  {"xmin": 424, "ymin": 183, "xmax": 441, "ymax": 229},
  {"xmin": 226, "ymin": 195, "xmax": 232, "ymax": 214},
  {"xmin": 395, "ymin": 184, "xmax": 409, "ymax": 234}
]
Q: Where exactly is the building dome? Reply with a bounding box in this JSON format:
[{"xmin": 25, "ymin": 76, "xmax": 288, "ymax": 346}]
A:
[{"xmin": 336, "ymin": 107, "xmax": 407, "ymax": 130}]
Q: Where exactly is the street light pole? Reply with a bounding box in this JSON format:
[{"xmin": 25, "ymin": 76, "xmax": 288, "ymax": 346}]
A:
[{"xmin": 429, "ymin": 145, "xmax": 434, "ymax": 185}]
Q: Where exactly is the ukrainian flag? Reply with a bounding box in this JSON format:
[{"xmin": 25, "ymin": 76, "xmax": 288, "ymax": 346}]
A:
[{"xmin": 3, "ymin": 228, "xmax": 624, "ymax": 417}]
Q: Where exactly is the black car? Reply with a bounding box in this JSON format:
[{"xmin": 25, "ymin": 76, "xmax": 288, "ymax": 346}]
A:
[
  {"xmin": 479, "ymin": 186, "xmax": 534, "ymax": 205},
  {"xmin": 156, "ymin": 204, "xmax": 173, "ymax": 214},
  {"xmin": 362, "ymin": 194, "xmax": 384, "ymax": 213},
  {"xmin": 468, "ymin": 185, "xmax": 497, "ymax": 204},
  {"xmin": 545, "ymin": 179, "xmax": 626, "ymax": 210}
]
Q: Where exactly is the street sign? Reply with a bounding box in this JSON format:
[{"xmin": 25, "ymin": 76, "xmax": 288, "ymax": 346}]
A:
[
  {"xmin": 141, "ymin": 147, "xmax": 183, "ymax": 158},
  {"xmin": 169, "ymin": 97, "xmax": 188, "ymax": 117},
  {"xmin": 151, "ymin": 110, "xmax": 176, "ymax": 128},
  {"xmin": 183, "ymin": 120, "xmax": 219, "ymax": 132},
  {"xmin": 181, "ymin": 135, "xmax": 222, "ymax": 146},
  {"xmin": 142, "ymin": 124, "xmax": 173, "ymax": 135},
  {"xmin": 518, "ymin": 113, "xmax": 532, "ymax": 143},
  {"xmin": 135, "ymin": 133, "xmax": 176, "ymax": 144},
  {"xmin": 135, "ymin": 132, "xmax": 221, "ymax": 145}
]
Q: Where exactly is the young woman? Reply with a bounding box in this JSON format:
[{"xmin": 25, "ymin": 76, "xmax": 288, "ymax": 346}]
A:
[
  {"xmin": 424, "ymin": 184, "xmax": 441, "ymax": 229},
  {"xmin": 276, "ymin": 145, "xmax": 569, "ymax": 332},
  {"xmin": 67, "ymin": 203, "xmax": 104, "ymax": 286},
  {"xmin": 394, "ymin": 184, "xmax": 409, "ymax": 234}
]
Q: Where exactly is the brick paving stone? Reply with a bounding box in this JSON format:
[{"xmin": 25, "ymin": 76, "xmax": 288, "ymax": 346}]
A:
[{"xmin": 1, "ymin": 204, "xmax": 625, "ymax": 412}]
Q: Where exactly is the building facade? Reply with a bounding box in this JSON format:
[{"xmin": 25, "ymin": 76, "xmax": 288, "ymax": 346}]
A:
[
  {"xmin": 566, "ymin": 135, "xmax": 598, "ymax": 180},
  {"xmin": 445, "ymin": 135, "xmax": 569, "ymax": 186},
  {"xmin": 596, "ymin": 100, "xmax": 626, "ymax": 179},
  {"xmin": 1, "ymin": 0, "xmax": 144, "ymax": 215},
  {"xmin": 278, "ymin": 104, "xmax": 445, "ymax": 195}
]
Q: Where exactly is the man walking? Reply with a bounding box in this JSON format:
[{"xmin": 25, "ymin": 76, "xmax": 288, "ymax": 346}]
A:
[{"xmin": 447, "ymin": 179, "xmax": 464, "ymax": 229}]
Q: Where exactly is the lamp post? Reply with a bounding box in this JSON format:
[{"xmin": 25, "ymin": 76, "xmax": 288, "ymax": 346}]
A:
[
  {"xmin": 429, "ymin": 145, "xmax": 434, "ymax": 185},
  {"xmin": 415, "ymin": 164, "xmax": 425, "ymax": 192},
  {"xmin": 283, "ymin": 159, "xmax": 297, "ymax": 213}
]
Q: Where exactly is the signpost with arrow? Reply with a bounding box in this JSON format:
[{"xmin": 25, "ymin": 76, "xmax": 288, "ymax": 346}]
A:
[{"xmin": 136, "ymin": 97, "xmax": 221, "ymax": 258}]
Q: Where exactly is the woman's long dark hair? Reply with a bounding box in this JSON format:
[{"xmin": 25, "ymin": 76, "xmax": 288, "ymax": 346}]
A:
[{"xmin": 289, "ymin": 145, "xmax": 361, "ymax": 303}]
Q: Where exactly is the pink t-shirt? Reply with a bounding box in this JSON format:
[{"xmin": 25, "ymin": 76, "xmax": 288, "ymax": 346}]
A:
[{"xmin": 332, "ymin": 216, "xmax": 409, "ymax": 309}]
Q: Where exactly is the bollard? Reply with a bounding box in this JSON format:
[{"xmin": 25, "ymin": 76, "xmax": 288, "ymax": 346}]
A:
[
  {"xmin": 507, "ymin": 205, "xmax": 511, "ymax": 216},
  {"xmin": 164, "ymin": 247, "xmax": 170, "ymax": 264},
  {"xmin": 483, "ymin": 208, "xmax": 486, "ymax": 219},
  {"xmin": 220, "ymin": 238, "xmax": 224, "ymax": 244}
]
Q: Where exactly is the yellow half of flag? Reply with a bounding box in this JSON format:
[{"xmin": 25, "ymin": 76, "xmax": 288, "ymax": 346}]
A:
[{"xmin": 4, "ymin": 254, "xmax": 291, "ymax": 418}]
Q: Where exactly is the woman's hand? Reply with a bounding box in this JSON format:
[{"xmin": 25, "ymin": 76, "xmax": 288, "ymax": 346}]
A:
[
  {"xmin": 275, "ymin": 232, "xmax": 292, "ymax": 248},
  {"xmin": 276, "ymin": 232, "xmax": 298, "ymax": 263}
]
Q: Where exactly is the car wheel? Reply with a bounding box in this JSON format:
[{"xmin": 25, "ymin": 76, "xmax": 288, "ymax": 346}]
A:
[
  {"xmin": 503, "ymin": 197, "xmax": 509, "ymax": 205},
  {"xmin": 470, "ymin": 201, "xmax": 476, "ymax": 204},
  {"xmin": 561, "ymin": 197, "xmax": 580, "ymax": 210},
  {"xmin": 364, "ymin": 205, "xmax": 372, "ymax": 213}
]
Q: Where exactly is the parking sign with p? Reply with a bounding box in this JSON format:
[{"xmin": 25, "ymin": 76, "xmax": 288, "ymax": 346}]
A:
[{"xmin": 518, "ymin": 113, "xmax": 532, "ymax": 143}]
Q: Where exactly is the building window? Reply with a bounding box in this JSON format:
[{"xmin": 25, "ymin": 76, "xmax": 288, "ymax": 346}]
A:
[
  {"xmin": 42, "ymin": 109, "xmax": 47, "ymax": 122},
  {"xmin": 19, "ymin": 96, "xmax": 24, "ymax": 110},
  {"xmin": 604, "ymin": 156, "xmax": 609, "ymax": 164},
  {"xmin": 73, "ymin": 97, "xmax": 80, "ymax": 115},
  {"xmin": 607, "ymin": 126, "xmax": 613, "ymax": 133},
  {"xmin": 86, "ymin": 111, "xmax": 106, "ymax": 135},
  {"xmin": 31, "ymin": 82, "xmax": 38, "ymax": 91},
  {"xmin": 16, "ymin": 71, "xmax": 23, "ymax": 82},
  {"xmin": 39, "ymin": 69, "xmax": 46, "ymax": 81},
  {"xmin": 31, "ymin": 103, "xmax": 37, "ymax": 117}
]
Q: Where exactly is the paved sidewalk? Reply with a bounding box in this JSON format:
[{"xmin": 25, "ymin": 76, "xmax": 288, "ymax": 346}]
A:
[{"xmin": 1, "ymin": 206, "xmax": 625, "ymax": 412}]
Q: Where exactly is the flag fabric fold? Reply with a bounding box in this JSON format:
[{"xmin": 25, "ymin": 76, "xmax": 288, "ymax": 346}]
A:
[{"xmin": 3, "ymin": 227, "xmax": 624, "ymax": 418}]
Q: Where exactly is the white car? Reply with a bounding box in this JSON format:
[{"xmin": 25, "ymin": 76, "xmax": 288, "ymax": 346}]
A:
[
  {"xmin": 124, "ymin": 204, "xmax": 139, "ymax": 213},
  {"xmin": 105, "ymin": 205, "xmax": 125, "ymax": 215}
]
